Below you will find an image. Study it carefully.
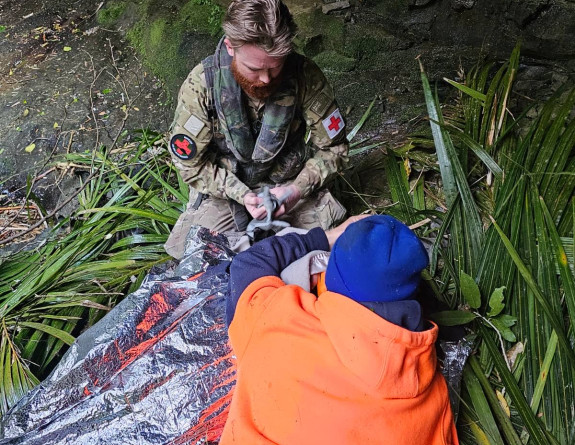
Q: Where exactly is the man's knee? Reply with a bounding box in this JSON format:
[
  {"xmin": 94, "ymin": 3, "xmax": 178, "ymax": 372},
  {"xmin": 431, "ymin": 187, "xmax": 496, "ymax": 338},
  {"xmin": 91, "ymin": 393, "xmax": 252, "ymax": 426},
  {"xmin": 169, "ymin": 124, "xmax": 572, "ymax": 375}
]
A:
[
  {"xmin": 286, "ymin": 189, "xmax": 346, "ymax": 230},
  {"xmin": 164, "ymin": 197, "xmax": 239, "ymax": 259}
]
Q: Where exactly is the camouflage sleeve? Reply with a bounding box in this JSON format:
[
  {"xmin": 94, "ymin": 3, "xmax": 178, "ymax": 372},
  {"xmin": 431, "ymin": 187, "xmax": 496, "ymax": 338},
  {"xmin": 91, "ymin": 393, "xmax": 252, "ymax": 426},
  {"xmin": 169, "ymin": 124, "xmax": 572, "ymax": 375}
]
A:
[
  {"xmin": 292, "ymin": 58, "xmax": 349, "ymax": 198},
  {"xmin": 170, "ymin": 64, "xmax": 250, "ymax": 204}
]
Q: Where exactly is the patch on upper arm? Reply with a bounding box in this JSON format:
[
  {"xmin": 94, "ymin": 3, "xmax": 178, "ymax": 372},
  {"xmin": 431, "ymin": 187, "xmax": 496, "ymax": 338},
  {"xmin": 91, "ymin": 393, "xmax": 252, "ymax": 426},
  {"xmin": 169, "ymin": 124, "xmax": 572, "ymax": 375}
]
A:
[
  {"xmin": 183, "ymin": 114, "xmax": 206, "ymax": 137},
  {"xmin": 322, "ymin": 108, "xmax": 345, "ymax": 139},
  {"xmin": 310, "ymin": 91, "xmax": 331, "ymax": 117},
  {"xmin": 170, "ymin": 134, "xmax": 197, "ymax": 160}
]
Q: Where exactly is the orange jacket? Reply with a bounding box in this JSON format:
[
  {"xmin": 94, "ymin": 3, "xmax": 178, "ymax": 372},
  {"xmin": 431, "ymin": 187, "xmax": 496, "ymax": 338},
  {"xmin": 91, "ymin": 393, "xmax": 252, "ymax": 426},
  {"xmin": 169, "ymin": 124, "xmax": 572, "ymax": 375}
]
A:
[{"xmin": 220, "ymin": 276, "xmax": 459, "ymax": 445}]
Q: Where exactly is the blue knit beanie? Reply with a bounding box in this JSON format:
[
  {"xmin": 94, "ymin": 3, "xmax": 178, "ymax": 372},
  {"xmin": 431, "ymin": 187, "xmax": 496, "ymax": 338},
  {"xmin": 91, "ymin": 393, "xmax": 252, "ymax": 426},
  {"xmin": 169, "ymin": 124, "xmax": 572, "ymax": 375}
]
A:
[{"xmin": 325, "ymin": 215, "xmax": 429, "ymax": 303}]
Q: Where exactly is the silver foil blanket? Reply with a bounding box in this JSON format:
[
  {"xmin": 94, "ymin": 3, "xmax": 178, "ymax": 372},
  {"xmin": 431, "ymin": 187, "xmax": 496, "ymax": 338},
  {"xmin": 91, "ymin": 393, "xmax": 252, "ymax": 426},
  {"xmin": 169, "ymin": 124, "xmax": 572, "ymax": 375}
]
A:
[
  {"xmin": 0, "ymin": 226, "xmax": 471, "ymax": 444},
  {"xmin": 0, "ymin": 227, "xmax": 236, "ymax": 445}
]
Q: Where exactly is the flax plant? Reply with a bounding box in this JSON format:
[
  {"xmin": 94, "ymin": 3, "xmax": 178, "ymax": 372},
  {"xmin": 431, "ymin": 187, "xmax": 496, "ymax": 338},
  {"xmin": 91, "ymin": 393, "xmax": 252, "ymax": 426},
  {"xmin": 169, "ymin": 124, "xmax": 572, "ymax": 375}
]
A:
[
  {"xmin": 388, "ymin": 45, "xmax": 574, "ymax": 444},
  {"xmin": 0, "ymin": 131, "xmax": 187, "ymax": 415}
]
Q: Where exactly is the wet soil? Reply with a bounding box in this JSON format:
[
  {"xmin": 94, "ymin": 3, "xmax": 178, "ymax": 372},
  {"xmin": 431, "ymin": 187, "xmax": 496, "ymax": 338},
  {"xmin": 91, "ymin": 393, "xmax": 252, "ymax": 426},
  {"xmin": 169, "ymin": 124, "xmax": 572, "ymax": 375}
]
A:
[{"xmin": 0, "ymin": 0, "xmax": 172, "ymax": 212}]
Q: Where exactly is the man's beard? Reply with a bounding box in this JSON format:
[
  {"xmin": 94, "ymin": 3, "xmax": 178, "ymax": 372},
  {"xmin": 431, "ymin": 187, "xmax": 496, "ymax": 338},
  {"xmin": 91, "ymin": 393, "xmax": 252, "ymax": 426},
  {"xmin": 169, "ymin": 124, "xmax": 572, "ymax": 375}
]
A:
[{"xmin": 231, "ymin": 58, "xmax": 282, "ymax": 100}]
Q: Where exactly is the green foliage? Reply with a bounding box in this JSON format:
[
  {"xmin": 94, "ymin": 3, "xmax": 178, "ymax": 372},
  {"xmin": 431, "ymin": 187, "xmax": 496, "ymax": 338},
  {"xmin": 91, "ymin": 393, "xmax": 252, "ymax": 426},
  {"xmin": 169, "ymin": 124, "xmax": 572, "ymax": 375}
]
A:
[
  {"xmin": 431, "ymin": 276, "xmax": 517, "ymax": 345},
  {"xmin": 0, "ymin": 130, "xmax": 187, "ymax": 416},
  {"xmin": 127, "ymin": 18, "xmax": 185, "ymax": 95},
  {"xmin": 295, "ymin": 9, "xmax": 345, "ymax": 57},
  {"xmin": 361, "ymin": 42, "xmax": 574, "ymax": 443},
  {"xmin": 342, "ymin": 26, "xmax": 397, "ymax": 70},
  {"xmin": 180, "ymin": 0, "xmax": 224, "ymax": 36},
  {"xmin": 460, "ymin": 271, "xmax": 481, "ymax": 308},
  {"xmin": 409, "ymin": 45, "xmax": 575, "ymax": 444},
  {"xmin": 487, "ymin": 286, "xmax": 505, "ymax": 316},
  {"xmin": 430, "ymin": 310, "xmax": 477, "ymax": 326}
]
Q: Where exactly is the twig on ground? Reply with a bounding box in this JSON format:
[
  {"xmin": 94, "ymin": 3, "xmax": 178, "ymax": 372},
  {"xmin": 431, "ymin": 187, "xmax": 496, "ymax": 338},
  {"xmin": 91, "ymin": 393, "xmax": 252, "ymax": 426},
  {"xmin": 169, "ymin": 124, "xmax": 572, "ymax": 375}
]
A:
[
  {"xmin": 0, "ymin": 206, "xmax": 37, "ymax": 212},
  {"xmin": 474, "ymin": 311, "xmax": 512, "ymax": 371},
  {"xmin": 81, "ymin": 49, "xmax": 105, "ymax": 149},
  {"xmin": 0, "ymin": 170, "xmax": 99, "ymax": 246},
  {"xmin": 107, "ymin": 38, "xmax": 130, "ymax": 103},
  {"xmin": 408, "ymin": 218, "xmax": 431, "ymax": 230}
]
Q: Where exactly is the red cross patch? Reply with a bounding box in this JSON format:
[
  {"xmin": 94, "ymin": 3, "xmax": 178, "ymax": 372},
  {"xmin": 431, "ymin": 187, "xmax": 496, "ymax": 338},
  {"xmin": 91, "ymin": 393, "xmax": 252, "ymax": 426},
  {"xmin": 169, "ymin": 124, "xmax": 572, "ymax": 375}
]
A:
[
  {"xmin": 322, "ymin": 108, "xmax": 345, "ymax": 139},
  {"xmin": 170, "ymin": 134, "xmax": 197, "ymax": 160}
]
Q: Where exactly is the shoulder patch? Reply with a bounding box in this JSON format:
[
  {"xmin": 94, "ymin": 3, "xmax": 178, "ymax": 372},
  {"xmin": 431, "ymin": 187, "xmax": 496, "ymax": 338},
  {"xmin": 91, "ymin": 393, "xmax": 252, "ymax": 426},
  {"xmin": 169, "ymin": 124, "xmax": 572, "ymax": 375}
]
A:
[
  {"xmin": 183, "ymin": 114, "xmax": 206, "ymax": 137},
  {"xmin": 310, "ymin": 91, "xmax": 331, "ymax": 117},
  {"xmin": 170, "ymin": 134, "xmax": 197, "ymax": 160},
  {"xmin": 322, "ymin": 108, "xmax": 345, "ymax": 139}
]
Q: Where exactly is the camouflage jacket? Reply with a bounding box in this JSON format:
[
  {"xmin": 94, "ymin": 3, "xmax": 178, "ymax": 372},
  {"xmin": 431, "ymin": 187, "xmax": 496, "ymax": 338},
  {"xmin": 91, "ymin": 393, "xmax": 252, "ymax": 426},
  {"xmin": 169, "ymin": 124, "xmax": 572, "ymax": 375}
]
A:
[{"xmin": 169, "ymin": 42, "xmax": 348, "ymax": 205}]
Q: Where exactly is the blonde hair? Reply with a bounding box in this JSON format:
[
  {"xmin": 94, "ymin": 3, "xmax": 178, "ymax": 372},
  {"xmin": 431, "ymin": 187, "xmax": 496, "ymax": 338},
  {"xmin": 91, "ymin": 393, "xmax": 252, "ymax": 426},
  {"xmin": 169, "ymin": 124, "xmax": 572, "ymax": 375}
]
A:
[{"xmin": 222, "ymin": 0, "xmax": 297, "ymax": 57}]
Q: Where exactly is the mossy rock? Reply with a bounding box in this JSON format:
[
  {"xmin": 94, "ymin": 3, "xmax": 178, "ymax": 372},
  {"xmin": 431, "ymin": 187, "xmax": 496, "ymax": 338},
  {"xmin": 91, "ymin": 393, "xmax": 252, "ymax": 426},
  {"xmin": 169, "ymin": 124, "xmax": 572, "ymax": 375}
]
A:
[
  {"xmin": 313, "ymin": 50, "xmax": 357, "ymax": 73},
  {"xmin": 97, "ymin": 1, "xmax": 128, "ymax": 27},
  {"xmin": 125, "ymin": 0, "xmax": 223, "ymax": 95},
  {"xmin": 179, "ymin": 0, "xmax": 225, "ymax": 35},
  {"xmin": 342, "ymin": 23, "xmax": 410, "ymax": 70},
  {"xmin": 294, "ymin": 8, "xmax": 345, "ymax": 57}
]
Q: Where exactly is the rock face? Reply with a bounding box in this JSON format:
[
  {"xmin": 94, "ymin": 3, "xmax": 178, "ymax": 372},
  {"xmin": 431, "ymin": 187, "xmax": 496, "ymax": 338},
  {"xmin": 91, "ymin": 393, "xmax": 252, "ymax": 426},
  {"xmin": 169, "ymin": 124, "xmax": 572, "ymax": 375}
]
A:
[{"xmin": 370, "ymin": 0, "xmax": 575, "ymax": 62}]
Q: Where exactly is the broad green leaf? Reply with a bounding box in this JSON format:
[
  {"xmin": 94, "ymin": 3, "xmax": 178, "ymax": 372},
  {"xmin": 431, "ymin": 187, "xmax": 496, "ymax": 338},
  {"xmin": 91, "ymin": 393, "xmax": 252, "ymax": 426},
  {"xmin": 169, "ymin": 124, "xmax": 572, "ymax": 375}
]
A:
[
  {"xmin": 490, "ymin": 318, "xmax": 517, "ymax": 342},
  {"xmin": 487, "ymin": 286, "xmax": 505, "ymax": 317},
  {"xmin": 495, "ymin": 314, "xmax": 516, "ymax": 327},
  {"xmin": 460, "ymin": 271, "xmax": 481, "ymax": 308}
]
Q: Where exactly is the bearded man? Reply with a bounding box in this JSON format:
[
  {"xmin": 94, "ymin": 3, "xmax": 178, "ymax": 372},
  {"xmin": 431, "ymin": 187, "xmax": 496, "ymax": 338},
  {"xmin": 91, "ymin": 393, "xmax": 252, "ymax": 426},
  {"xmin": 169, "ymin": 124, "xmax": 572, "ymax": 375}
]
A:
[{"xmin": 165, "ymin": 0, "xmax": 348, "ymax": 259}]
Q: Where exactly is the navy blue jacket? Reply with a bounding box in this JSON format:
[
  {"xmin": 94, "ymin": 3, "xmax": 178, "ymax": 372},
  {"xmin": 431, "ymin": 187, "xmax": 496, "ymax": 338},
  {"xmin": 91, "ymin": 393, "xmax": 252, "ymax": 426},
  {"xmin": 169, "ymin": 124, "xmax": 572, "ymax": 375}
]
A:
[{"xmin": 227, "ymin": 228, "xmax": 424, "ymax": 332}]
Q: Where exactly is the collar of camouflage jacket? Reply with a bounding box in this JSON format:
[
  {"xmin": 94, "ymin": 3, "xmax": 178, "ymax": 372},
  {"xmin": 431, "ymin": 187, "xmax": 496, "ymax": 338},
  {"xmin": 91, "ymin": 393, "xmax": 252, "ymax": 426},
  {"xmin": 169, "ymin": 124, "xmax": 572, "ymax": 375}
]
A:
[{"xmin": 212, "ymin": 37, "xmax": 298, "ymax": 163}]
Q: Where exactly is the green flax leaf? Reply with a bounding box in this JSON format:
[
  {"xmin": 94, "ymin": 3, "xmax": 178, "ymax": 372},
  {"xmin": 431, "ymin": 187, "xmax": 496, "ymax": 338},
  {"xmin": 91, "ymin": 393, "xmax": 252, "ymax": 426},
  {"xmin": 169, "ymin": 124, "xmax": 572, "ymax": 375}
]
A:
[{"xmin": 430, "ymin": 310, "xmax": 477, "ymax": 326}]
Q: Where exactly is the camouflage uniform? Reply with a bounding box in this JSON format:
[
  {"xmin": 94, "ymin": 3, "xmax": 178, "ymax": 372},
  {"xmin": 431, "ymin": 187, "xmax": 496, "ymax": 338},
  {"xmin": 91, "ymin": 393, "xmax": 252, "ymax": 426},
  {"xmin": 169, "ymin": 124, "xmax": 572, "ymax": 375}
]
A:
[{"xmin": 165, "ymin": 38, "xmax": 348, "ymax": 259}]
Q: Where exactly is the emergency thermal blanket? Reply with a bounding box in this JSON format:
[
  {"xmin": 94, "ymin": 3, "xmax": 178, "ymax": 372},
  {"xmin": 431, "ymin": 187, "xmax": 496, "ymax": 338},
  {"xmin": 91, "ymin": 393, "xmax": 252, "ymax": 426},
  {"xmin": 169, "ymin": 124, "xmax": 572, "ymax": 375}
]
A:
[
  {"xmin": 1, "ymin": 227, "xmax": 236, "ymax": 445},
  {"xmin": 0, "ymin": 227, "xmax": 470, "ymax": 444}
]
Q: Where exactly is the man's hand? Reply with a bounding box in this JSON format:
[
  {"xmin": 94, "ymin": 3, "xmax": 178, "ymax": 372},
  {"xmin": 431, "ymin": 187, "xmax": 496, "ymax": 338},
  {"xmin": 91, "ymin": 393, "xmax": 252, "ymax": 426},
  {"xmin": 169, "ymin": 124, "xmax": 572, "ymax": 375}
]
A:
[
  {"xmin": 325, "ymin": 214, "xmax": 370, "ymax": 249},
  {"xmin": 270, "ymin": 184, "xmax": 301, "ymax": 218},
  {"xmin": 243, "ymin": 192, "xmax": 267, "ymax": 220}
]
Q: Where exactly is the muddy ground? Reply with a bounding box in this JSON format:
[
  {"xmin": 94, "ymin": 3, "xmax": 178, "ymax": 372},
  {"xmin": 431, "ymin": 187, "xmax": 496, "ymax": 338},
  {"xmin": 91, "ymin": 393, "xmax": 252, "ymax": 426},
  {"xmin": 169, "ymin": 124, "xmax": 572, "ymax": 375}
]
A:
[{"xmin": 0, "ymin": 0, "xmax": 172, "ymax": 212}]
